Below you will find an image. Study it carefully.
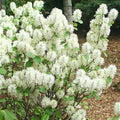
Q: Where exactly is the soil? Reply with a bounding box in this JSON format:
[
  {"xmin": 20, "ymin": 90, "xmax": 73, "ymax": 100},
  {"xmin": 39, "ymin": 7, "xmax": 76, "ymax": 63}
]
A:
[{"xmin": 79, "ymin": 35, "xmax": 120, "ymax": 120}]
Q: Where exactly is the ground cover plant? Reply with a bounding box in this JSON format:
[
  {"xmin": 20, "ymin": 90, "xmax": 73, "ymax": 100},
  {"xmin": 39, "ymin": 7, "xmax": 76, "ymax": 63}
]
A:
[{"xmin": 0, "ymin": 1, "xmax": 119, "ymax": 120}]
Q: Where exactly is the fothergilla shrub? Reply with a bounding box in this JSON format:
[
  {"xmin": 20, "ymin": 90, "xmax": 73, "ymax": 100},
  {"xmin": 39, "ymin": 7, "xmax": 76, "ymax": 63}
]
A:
[{"xmin": 0, "ymin": 1, "xmax": 118, "ymax": 120}]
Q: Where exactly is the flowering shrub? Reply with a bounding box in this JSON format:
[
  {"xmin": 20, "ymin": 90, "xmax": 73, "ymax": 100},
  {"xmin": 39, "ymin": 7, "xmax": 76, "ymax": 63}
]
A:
[
  {"xmin": 114, "ymin": 102, "xmax": 120, "ymax": 120},
  {"xmin": 0, "ymin": 1, "xmax": 118, "ymax": 119}
]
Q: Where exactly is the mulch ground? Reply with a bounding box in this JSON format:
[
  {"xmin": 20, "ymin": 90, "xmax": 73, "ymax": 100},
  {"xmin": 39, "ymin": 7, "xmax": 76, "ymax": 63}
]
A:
[{"xmin": 79, "ymin": 35, "xmax": 120, "ymax": 120}]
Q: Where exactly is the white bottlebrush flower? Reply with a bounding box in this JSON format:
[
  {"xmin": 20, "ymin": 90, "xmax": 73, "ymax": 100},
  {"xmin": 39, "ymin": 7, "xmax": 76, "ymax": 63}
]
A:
[
  {"xmin": 82, "ymin": 42, "xmax": 92, "ymax": 54},
  {"xmin": 1, "ymin": 55, "xmax": 10, "ymax": 64},
  {"xmin": 87, "ymin": 31, "xmax": 98, "ymax": 43},
  {"xmin": 51, "ymin": 100, "xmax": 57, "ymax": 108},
  {"xmin": 41, "ymin": 97, "xmax": 51, "ymax": 108},
  {"xmin": 88, "ymin": 71, "xmax": 97, "ymax": 79},
  {"xmin": 46, "ymin": 50, "xmax": 56, "ymax": 61},
  {"xmin": 8, "ymin": 84, "xmax": 17, "ymax": 96},
  {"xmin": 76, "ymin": 69, "xmax": 86, "ymax": 77},
  {"xmin": 56, "ymin": 90, "xmax": 65, "ymax": 99},
  {"xmin": 55, "ymin": 79, "xmax": 64, "ymax": 88},
  {"xmin": 71, "ymin": 109, "xmax": 86, "ymax": 120},
  {"xmin": 78, "ymin": 54, "xmax": 88, "ymax": 66},
  {"xmin": 67, "ymin": 87, "xmax": 75, "ymax": 95},
  {"xmin": 92, "ymin": 49, "xmax": 101, "ymax": 59},
  {"xmin": 0, "ymin": 75, "xmax": 5, "ymax": 89},
  {"xmin": 26, "ymin": 25, "xmax": 33, "ymax": 36},
  {"xmin": 43, "ymin": 25, "xmax": 53, "ymax": 40},
  {"xmin": 14, "ymin": 8, "xmax": 23, "ymax": 18},
  {"xmin": 51, "ymin": 64, "xmax": 61, "ymax": 75},
  {"xmin": 108, "ymin": 9, "xmax": 118, "ymax": 22},
  {"xmin": 6, "ymin": 30, "xmax": 13, "ymax": 38},
  {"xmin": 114, "ymin": 102, "xmax": 120, "ymax": 115},
  {"xmin": 36, "ymin": 41, "xmax": 47, "ymax": 56},
  {"xmin": 96, "ymin": 4, "xmax": 108, "ymax": 15},
  {"xmin": 67, "ymin": 34, "xmax": 79, "ymax": 49},
  {"xmin": 34, "ymin": 1, "xmax": 44, "ymax": 8},
  {"xmin": 33, "ymin": 29, "xmax": 42, "ymax": 42},
  {"xmin": 57, "ymin": 55, "xmax": 69, "ymax": 67},
  {"xmin": 73, "ymin": 9, "xmax": 82, "ymax": 22},
  {"xmin": 66, "ymin": 106, "xmax": 75, "ymax": 115},
  {"xmin": 0, "ymin": 10, "xmax": 6, "ymax": 17},
  {"xmin": 107, "ymin": 65, "xmax": 117, "ymax": 79},
  {"xmin": 100, "ymin": 23, "xmax": 110, "ymax": 37},
  {"xmin": 10, "ymin": 2, "xmax": 16, "ymax": 11},
  {"xmin": 18, "ymin": 30, "xmax": 31, "ymax": 42}
]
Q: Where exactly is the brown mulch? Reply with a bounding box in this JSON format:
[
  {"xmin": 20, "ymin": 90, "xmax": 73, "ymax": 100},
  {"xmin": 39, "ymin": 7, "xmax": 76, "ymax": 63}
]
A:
[{"xmin": 82, "ymin": 35, "xmax": 120, "ymax": 120}]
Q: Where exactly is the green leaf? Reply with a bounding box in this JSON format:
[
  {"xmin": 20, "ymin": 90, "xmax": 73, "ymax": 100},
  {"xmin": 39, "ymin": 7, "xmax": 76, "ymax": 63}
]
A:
[
  {"xmin": 35, "ymin": 106, "xmax": 41, "ymax": 115},
  {"xmin": 0, "ymin": 110, "xmax": 4, "ymax": 120},
  {"xmin": 23, "ymin": 87, "xmax": 30, "ymax": 96},
  {"xmin": 67, "ymin": 96, "xmax": 74, "ymax": 101},
  {"xmin": 63, "ymin": 96, "xmax": 74, "ymax": 102},
  {"xmin": 94, "ymin": 13, "xmax": 100, "ymax": 17},
  {"xmin": 0, "ymin": 110, "xmax": 17, "ymax": 120},
  {"xmin": 34, "ymin": 56, "xmax": 41, "ymax": 64},
  {"xmin": 40, "ymin": 86, "xmax": 47, "ymax": 93},
  {"xmin": 74, "ymin": 27, "xmax": 78, "ymax": 30},
  {"xmin": 52, "ymin": 44, "xmax": 56, "ymax": 51},
  {"xmin": 64, "ymin": 31, "xmax": 69, "ymax": 36},
  {"xmin": 56, "ymin": 110, "xmax": 62, "ymax": 119},
  {"xmin": 73, "ymin": 23, "xmax": 78, "ymax": 27},
  {"xmin": 95, "ymin": 66, "xmax": 100, "ymax": 70},
  {"xmin": 17, "ymin": 87, "xmax": 23, "ymax": 93},
  {"xmin": 31, "ymin": 116, "xmax": 40, "ymax": 120},
  {"xmin": 12, "ymin": 47, "xmax": 17, "ymax": 51},
  {"xmin": 45, "ymin": 107, "xmax": 53, "ymax": 116},
  {"xmin": 84, "ymin": 105, "xmax": 89, "ymax": 109},
  {"xmin": 25, "ymin": 59, "xmax": 33, "ymax": 67},
  {"xmin": 103, "ymin": 51, "xmax": 108, "ymax": 57},
  {"xmin": 8, "ymin": 67, "xmax": 12, "ymax": 72},
  {"xmin": 78, "ymin": 20, "xmax": 83, "ymax": 24},
  {"xmin": 84, "ymin": 55, "xmax": 89, "ymax": 60},
  {"xmin": 0, "ymin": 99, "xmax": 6, "ymax": 103},
  {"xmin": 107, "ymin": 118, "xmax": 112, "ymax": 120},
  {"xmin": 113, "ymin": 116, "xmax": 119, "ymax": 120},
  {"xmin": 41, "ymin": 114, "xmax": 49, "ymax": 120},
  {"xmin": 118, "ymin": 73, "xmax": 120, "ymax": 77},
  {"xmin": 8, "ymin": 73, "xmax": 12, "ymax": 77},
  {"xmin": 0, "ymin": 68, "xmax": 7, "ymax": 75},
  {"xmin": 2, "ymin": 90, "xmax": 7, "ymax": 94},
  {"xmin": 107, "ymin": 77, "xmax": 112, "ymax": 84},
  {"xmin": 12, "ymin": 36, "xmax": 17, "ymax": 41},
  {"xmin": 93, "ymin": 92, "xmax": 100, "ymax": 100},
  {"xmin": 75, "ymin": 47, "xmax": 80, "ymax": 52},
  {"xmin": 26, "ymin": 52, "xmax": 34, "ymax": 58}
]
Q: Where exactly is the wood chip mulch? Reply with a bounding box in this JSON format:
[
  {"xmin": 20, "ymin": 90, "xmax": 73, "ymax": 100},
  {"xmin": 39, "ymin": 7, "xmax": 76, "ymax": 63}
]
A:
[{"xmin": 85, "ymin": 35, "xmax": 120, "ymax": 120}]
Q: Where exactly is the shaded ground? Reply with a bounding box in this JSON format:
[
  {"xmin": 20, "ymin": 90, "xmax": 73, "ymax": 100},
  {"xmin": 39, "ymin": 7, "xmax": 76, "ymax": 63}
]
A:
[{"xmin": 79, "ymin": 35, "xmax": 120, "ymax": 120}]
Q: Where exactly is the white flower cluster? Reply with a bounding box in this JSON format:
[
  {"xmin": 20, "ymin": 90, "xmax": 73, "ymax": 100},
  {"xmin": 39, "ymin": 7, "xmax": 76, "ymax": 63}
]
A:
[
  {"xmin": 7, "ymin": 67, "xmax": 55, "ymax": 100},
  {"xmin": 41, "ymin": 96, "xmax": 57, "ymax": 108},
  {"xmin": 87, "ymin": 4, "xmax": 118, "ymax": 51},
  {"xmin": 73, "ymin": 9, "xmax": 82, "ymax": 22},
  {"xmin": 114, "ymin": 102, "xmax": 120, "ymax": 115},
  {"xmin": 66, "ymin": 105, "xmax": 86, "ymax": 120},
  {"xmin": 0, "ymin": 75, "xmax": 5, "ymax": 89},
  {"xmin": 0, "ymin": 38, "xmax": 12, "ymax": 65},
  {"xmin": 73, "ymin": 64, "xmax": 116, "ymax": 94},
  {"xmin": 78, "ymin": 43, "xmax": 104, "ymax": 69}
]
